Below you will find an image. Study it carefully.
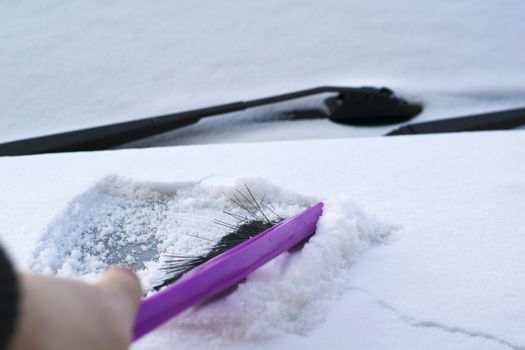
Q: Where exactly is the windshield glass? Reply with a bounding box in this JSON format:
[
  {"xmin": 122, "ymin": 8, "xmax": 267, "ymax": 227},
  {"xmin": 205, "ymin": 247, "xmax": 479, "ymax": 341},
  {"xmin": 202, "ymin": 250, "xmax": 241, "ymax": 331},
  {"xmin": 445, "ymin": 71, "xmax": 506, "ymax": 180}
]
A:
[{"xmin": 1, "ymin": 1, "xmax": 524, "ymax": 145}]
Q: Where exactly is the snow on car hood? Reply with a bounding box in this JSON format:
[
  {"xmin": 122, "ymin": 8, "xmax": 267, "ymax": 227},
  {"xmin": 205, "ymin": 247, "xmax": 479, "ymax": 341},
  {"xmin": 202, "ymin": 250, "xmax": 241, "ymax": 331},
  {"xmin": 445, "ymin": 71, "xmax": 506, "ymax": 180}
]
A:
[{"xmin": 1, "ymin": 132, "xmax": 525, "ymax": 349}]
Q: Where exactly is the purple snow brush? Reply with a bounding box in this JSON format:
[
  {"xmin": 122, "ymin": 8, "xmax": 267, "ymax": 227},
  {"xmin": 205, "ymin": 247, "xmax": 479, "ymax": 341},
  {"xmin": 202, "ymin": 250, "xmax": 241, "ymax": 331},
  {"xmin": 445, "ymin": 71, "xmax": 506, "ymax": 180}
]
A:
[{"xmin": 133, "ymin": 202, "xmax": 324, "ymax": 341}]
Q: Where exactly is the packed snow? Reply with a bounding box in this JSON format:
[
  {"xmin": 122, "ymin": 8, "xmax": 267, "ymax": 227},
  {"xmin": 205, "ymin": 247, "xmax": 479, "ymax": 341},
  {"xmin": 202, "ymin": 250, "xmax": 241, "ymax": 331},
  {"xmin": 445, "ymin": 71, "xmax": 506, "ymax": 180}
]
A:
[{"xmin": 1, "ymin": 132, "xmax": 525, "ymax": 349}]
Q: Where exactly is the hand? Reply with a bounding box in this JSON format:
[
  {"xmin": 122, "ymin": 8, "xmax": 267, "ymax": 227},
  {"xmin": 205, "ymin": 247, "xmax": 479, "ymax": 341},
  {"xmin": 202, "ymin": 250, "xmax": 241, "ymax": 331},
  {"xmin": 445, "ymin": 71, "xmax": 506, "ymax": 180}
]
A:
[{"xmin": 10, "ymin": 266, "xmax": 142, "ymax": 350}]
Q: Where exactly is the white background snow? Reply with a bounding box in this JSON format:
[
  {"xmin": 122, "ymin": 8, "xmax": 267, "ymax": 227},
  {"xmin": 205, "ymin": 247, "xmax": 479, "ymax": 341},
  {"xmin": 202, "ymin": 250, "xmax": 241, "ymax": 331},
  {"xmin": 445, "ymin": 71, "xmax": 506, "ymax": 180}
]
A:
[{"xmin": 1, "ymin": 1, "xmax": 525, "ymax": 350}]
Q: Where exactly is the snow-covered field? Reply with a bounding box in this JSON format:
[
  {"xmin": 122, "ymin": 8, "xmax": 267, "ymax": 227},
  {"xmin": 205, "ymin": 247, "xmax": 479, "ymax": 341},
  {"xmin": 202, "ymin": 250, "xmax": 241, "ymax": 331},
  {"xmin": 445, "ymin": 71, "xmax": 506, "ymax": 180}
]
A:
[
  {"xmin": 2, "ymin": 1, "xmax": 525, "ymax": 349},
  {"xmin": 2, "ymin": 132, "xmax": 525, "ymax": 349}
]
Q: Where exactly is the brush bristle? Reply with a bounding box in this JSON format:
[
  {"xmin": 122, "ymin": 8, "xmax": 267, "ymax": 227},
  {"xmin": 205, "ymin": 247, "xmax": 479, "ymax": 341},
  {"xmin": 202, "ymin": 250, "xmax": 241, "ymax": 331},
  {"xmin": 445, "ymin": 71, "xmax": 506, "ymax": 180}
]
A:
[{"xmin": 152, "ymin": 186, "xmax": 284, "ymax": 291}]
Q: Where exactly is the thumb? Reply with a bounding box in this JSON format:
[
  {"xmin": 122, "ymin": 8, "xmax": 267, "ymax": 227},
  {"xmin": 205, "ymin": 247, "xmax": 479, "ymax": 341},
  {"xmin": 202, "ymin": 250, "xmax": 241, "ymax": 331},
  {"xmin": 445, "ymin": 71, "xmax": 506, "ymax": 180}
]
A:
[{"xmin": 97, "ymin": 266, "xmax": 142, "ymax": 320}]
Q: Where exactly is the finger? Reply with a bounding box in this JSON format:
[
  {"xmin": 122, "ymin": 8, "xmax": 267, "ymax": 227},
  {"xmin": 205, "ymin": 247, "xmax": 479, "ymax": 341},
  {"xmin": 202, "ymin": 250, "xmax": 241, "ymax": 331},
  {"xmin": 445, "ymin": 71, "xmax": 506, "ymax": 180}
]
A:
[{"xmin": 97, "ymin": 266, "xmax": 142, "ymax": 319}]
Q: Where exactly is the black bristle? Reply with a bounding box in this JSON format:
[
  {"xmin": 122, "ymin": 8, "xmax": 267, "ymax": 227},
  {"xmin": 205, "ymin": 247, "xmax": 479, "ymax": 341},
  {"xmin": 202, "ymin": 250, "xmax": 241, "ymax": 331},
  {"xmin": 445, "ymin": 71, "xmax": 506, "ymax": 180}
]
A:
[{"xmin": 152, "ymin": 188, "xmax": 283, "ymax": 291}]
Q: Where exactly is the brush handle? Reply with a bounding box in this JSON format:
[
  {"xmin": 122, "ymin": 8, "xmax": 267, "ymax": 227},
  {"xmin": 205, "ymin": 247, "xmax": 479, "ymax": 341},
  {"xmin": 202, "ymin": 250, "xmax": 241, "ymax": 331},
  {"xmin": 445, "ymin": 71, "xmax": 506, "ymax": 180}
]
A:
[{"xmin": 132, "ymin": 202, "xmax": 323, "ymax": 341}]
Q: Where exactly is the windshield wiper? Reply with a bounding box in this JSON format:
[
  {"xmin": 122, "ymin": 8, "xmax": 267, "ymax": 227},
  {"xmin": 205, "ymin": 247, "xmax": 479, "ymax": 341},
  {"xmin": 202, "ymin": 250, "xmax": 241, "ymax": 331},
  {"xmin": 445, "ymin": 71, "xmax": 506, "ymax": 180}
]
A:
[
  {"xmin": 386, "ymin": 107, "xmax": 525, "ymax": 136},
  {"xmin": 0, "ymin": 86, "xmax": 421, "ymax": 156}
]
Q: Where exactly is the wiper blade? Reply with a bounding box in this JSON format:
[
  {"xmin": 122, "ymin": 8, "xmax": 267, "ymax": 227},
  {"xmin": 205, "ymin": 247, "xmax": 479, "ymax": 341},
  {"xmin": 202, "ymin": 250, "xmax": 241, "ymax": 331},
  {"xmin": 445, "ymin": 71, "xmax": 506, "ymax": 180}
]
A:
[
  {"xmin": 0, "ymin": 86, "xmax": 421, "ymax": 156},
  {"xmin": 386, "ymin": 107, "xmax": 525, "ymax": 136}
]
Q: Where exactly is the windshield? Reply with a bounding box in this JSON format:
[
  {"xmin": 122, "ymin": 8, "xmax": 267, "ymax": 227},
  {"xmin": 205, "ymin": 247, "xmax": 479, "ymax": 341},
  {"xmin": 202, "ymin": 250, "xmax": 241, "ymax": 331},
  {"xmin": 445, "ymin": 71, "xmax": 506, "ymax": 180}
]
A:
[{"xmin": 1, "ymin": 1, "xmax": 524, "ymax": 147}]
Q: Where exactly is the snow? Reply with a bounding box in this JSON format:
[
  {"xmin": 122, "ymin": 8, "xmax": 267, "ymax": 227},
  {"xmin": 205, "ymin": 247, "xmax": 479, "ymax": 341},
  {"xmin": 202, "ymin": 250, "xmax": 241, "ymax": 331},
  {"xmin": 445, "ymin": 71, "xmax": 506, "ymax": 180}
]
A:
[
  {"xmin": 157, "ymin": 196, "xmax": 389, "ymax": 342},
  {"xmin": 1, "ymin": 0, "xmax": 525, "ymax": 144},
  {"xmin": 2, "ymin": 1, "xmax": 525, "ymax": 349},
  {"xmin": 1, "ymin": 132, "xmax": 525, "ymax": 349},
  {"xmin": 29, "ymin": 176, "xmax": 317, "ymax": 286}
]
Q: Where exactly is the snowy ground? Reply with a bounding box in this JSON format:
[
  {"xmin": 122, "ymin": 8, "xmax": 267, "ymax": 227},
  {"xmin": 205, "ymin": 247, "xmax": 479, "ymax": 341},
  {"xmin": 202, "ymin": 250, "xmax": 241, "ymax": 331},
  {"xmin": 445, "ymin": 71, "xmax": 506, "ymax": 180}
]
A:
[{"xmin": 1, "ymin": 132, "xmax": 525, "ymax": 349}]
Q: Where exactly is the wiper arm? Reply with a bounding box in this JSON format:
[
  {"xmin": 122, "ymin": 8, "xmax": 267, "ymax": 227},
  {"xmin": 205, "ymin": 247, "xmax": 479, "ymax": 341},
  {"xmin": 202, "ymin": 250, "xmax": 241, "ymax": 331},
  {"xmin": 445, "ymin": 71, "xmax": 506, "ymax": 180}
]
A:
[
  {"xmin": 0, "ymin": 86, "xmax": 421, "ymax": 156},
  {"xmin": 386, "ymin": 107, "xmax": 525, "ymax": 136}
]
